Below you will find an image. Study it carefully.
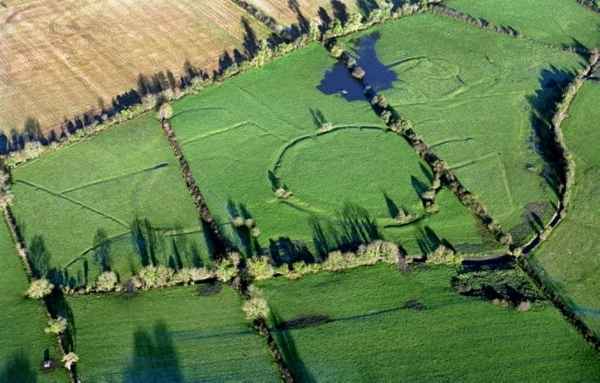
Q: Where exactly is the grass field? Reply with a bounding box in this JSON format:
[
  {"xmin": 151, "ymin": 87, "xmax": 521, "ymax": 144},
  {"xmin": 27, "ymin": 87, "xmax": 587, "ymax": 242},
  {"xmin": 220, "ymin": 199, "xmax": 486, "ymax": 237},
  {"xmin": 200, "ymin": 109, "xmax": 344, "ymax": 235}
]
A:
[
  {"xmin": 169, "ymin": 43, "xmax": 494, "ymax": 256},
  {"xmin": 11, "ymin": 113, "xmax": 207, "ymax": 287},
  {"xmin": 0, "ymin": 220, "xmax": 69, "ymax": 383},
  {"xmin": 0, "ymin": 0, "xmax": 269, "ymax": 135},
  {"xmin": 259, "ymin": 265, "xmax": 600, "ymax": 382},
  {"xmin": 534, "ymin": 81, "xmax": 600, "ymax": 333},
  {"xmin": 342, "ymin": 14, "xmax": 586, "ymax": 245},
  {"xmin": 67, "ymin": 285, "xmax": 279, "ymax": 382},
  {"xmin": 446, "ymin": 0, "xmax": 600, "ymax": 48}
]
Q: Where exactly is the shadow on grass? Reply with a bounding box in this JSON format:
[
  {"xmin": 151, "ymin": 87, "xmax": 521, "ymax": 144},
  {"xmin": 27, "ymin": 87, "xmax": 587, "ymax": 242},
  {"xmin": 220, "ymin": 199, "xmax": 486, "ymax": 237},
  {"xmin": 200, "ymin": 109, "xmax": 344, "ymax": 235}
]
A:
[
  {"xmin": 270, "ymin": 310, "xmax": 316, "ymax": 383},
  {"xmin": 123, "ymin": 322, "xmax": 183, "ymax": 383},
  {"xmin": 310, "ymin": 202, "xmax": 382, "ymax": 257},
  {"xmin": 527, "ymin": 65, "xmax": 576, "ymax": 196},
  {"xmin": 0, "ymin": 352, "xmax": 38, "ymax": 383}
]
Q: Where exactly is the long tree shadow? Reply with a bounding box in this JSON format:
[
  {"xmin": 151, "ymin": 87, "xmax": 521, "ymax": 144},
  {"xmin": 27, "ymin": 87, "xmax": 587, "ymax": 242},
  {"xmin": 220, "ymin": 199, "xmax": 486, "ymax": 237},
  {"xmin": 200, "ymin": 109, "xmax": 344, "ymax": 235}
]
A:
[
  {"xmin": 527, "ymin": 66, "xmax": 576, "ymax": 196},
  {"xmin": 310, "ymin": 202, "xmax": 382, "ymax": 257},
  {"xmin": 270, "ymin": 310, "xmax": 316, "ymax": 383},
  {"xmin": 0, "ymin": 352, "xmax": 38, "ymax": 383},
  {"xmin": 269, "ymin": 237, "xmax": 315, "ymax": 266},
  {"xmin": 122, "ymin": 322, "xmax": 184, "ymax": 383}
]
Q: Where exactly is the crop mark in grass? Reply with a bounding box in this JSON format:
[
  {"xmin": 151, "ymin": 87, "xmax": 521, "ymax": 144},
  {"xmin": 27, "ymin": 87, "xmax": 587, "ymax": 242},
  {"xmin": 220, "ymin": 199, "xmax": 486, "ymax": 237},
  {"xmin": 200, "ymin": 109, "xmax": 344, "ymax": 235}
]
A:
[
  {"xmin": 170, "ymin": 106, "xmax": 227, "ymax": 121},
  {"xmin": 429, "ymin": 137, "xmax": 475, "ymax": 149},
  {"xmin": 60, "ymin": 162, "xmax": 169, "ymax": 194},
  {"xmin": 448, "ymin": 152, "xmax": 498, "ymax": 171},
  {"xmin": 62, "ymin": 225, "xmax": 204, "ymax": 269},
  {"xmin": 15, "ymin": 179, "xmax": 129, "ymax": 228},
  {"xmin": 277, "ymin": 198, "xmax": 327, "ymax": 216},
  {"xmin": 269, "ymin": 124, "xmax": 387, "ymax": 177},
  {"xmin": 450, "ymin": 153, "xmax": 516, "ymax": 212},
  {"xmin": 179, "ymin": 120, "xmax": 284, "ymax": 146}
]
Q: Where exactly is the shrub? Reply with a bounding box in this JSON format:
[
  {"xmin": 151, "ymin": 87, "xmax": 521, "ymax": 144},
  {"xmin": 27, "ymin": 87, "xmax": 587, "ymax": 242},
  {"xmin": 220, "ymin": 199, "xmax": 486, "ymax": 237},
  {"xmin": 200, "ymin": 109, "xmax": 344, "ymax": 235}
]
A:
[
  {"xmin": 26, "ymin": 278, "xmax": 54, "ymax": 299},
  {"xmin": 322, "ymin": 251, "xmax": 350, "ymax": 272},
  {"xmin": 157, "ymin": 103, "xmax": 173, "ymax": 120},
  {"xmin": 427, "ymin": 244, "xmax": 462, "ymax": 266},
  {"xmin": 95, "ymin": 271, "xmax": 118, "ymax": 292},
  {"xmin": 190, "ymin": 267, "xmax": 214, "ymax": 282},
  {"xmin": 247, "ymin": 257, "xmax": 275, "ymax": 280},
  {"xmin": 216, "ymin": 257, "xmax": 238, "ymax": 283},
  {"xmin": 231, "ymin": 216, "xmax": 245, "ymax": 228},
  {"xmin": 292, "ymin": 261, "xmax": 322, "ymax": 275},
  {"xmin": 172, "ymin": 267, "xmax": 193, "ymax": 285},
  {"xmin": 243, "ymin": 288, "xmax": 269, "ymax": 321},
  {"xmin": 250, "ymin": 227, "xmax": 261, "ymax": 238},
  {"xmin": 44, "ymin": 316, "xmax": 67, "ymax": 335},
  {"xmin": 62, "ymin": 352, "xmax": 79, "ymax": 371},
  {"xmin": 359, "ymin": 240, "xmax": 401, "ymax": 264},
  {"xmin": 137, "ymin": 265, "xmax": 174, "ymax": 289},
  {"xmin": 244, "ymin": 218, "xmax": 256, "ymax": 229}
]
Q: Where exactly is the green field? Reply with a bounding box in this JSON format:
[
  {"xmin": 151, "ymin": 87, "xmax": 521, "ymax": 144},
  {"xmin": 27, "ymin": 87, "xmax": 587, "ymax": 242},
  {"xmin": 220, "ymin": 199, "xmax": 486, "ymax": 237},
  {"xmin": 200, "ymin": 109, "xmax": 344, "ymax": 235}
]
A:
[
  {"xmin": 169, "ymin": 43, "xmax": 493, "ymax": 256},
  {"xmin": 447, "ymin": 0, "xmax": 600, "ymax": 48},
  {"xmin": 0, "ymin": 221, "xmax": 69, "ymax": 383},
  {"xmin": 534, "ymin": 81, "xmax": 600, "ymax": 333},
  {"xmin": 11, "ymin": 114, "xmax": 207, "ymax": 287},
  {"xmin": 67, "ymin": 285, "xmax": 279, "ymax": 382},
  {"xmin": 259, "ymin": 265, "xmax": 600, "ymax": 382},
  {"xmin": 343, "ymin": 14, "xmax": 585, "ymax": 245}
]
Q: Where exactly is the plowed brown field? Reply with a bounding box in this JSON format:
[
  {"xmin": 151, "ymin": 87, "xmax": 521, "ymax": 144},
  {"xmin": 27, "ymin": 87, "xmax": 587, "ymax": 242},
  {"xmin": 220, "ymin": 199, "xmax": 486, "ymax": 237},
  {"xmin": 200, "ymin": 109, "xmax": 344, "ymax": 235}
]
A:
[{"xmin": 0, "ymin": 0, "xmax": 269, "ymax": 135}]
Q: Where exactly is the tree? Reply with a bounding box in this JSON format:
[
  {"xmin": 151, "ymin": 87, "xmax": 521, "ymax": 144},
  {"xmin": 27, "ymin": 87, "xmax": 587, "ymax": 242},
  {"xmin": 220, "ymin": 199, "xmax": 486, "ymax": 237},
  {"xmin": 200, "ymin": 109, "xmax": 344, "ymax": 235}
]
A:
[
  {"xmin": 26, "ymin": 278, "xmax": 54, "ymax": 299},
  {"xmin": 61, "ymin": 352, "xmax": 79, "ymax": 371},
  {"xmin": 158, "ymin": 103, "xmax": 173, "ymax": 121},
  {"xmin": 45, "ymin": 317, "xmax": 67, "ymax": 335}
]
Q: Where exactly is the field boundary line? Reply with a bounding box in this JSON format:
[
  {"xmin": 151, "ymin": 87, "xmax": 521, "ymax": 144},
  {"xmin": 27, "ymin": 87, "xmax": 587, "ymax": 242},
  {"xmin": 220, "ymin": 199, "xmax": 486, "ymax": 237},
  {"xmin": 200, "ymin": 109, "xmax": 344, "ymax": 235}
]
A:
[
  {"xmin": 60, "ymin": 162, "xmax": 169, "ymax": 194},
  {"xmin": 15, "ymin": 179, "xmax": 129, "ymax": 228},
  {"xmin": 0, "ymin": 163, "xmax": 77, "ymax": 382},
  {"xmin": 326, "ymin": 34, "xmax": 600, "ymax": 351},
  {"xmin": 324, "ymin": 40, "xmax": 514, "ymax": 247},
  {"xmin": 429, "ymin": 4, "xmax": 591, "ymax": 56},
  {"xmin": 160, "ymin": 118, "xmax": 231, "ymax": 259}
]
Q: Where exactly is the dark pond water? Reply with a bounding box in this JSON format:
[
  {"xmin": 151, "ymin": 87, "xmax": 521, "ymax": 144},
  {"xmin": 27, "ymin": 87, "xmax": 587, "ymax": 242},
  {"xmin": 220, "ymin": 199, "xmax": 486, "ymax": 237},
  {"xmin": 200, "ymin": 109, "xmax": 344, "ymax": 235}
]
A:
[{"xmin": 317, "ymin": 32, "xmax": 398, "ymax": 101}]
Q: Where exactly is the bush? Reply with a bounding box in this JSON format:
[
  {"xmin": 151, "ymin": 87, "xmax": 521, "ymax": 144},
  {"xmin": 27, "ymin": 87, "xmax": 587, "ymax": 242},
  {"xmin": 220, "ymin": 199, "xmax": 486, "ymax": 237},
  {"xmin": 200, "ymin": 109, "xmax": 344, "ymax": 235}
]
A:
[
  {"xmin": 247, "ymin": 257, "xmax": 275, "ymax": 280},
  {"xmin": 172, "ymin": 268, "xmax": 193, "ymax": 285},
  {"xmin": 216, "ymin": 257, "xmax": 239, "ymax": 283},
  {"xmin": 137, "ymin": 265, "xmax": 174, "ymax": 289},
  {"xmin": 426, "ymin": 244, "xmax": 462, "ymax": 266},
  {"xmin": 44, "ymin": 316, "xmax": 67, "ymax": 335},
  {"xmin": 157, "ymin": 103, "xmax": 173, "ymax": 120},
  {"xmin": 242, "ymin": 288, "xmax": 269, "ymax": 321},
  {"xmin": 358, "ymin": 240, "xmax": 401, "ymax": 264},
  {"xmin": 26, "ymin": 278, "xmax": 54, "ymax": 299},
  {"xmin": 190, "ymin": 267, "xmax": 214, "ymax": 282},
  {"xmin": 62, "ymin": 352, "xmax": 79, "ymax": 371},
  {"xmin": 322, "ymin": 251, "xmax": 350, "ymax": 272},
  {"xmin": 292, "ymin": 261, "xmax": 322, "ymax": 276},
  {"xmin": 95, "ymin": 271, "xmax": 118, "ymax": 292}
]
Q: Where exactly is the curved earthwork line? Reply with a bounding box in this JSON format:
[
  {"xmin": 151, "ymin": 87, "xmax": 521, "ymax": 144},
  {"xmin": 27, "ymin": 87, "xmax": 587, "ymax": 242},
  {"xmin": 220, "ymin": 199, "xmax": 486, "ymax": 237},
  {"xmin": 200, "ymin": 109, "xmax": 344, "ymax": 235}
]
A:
[
  {"xmin": 60, "ymin": 162, "xmax": 169, "ymax": 194},
  {"xmin": 15, "ymin": 179, "xmax": 129, "ymax": 228},
  {"xmin": 63, "ymin": 224, "xmax": 204, "ymax": 269},
  {"xmin": 268, "ymin": 124, "xmax": 388, "ymax": 180},
  {"xmin": 179, "ymin": 120, "xmax": 281, "ymax": 146},
  {"xmin": 170, "ymin": 106, "xmax": 228, "ymax": 121},
  {"xmin": 429, "ymin": 137, "xmax": 475, "ymax": 149}
]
